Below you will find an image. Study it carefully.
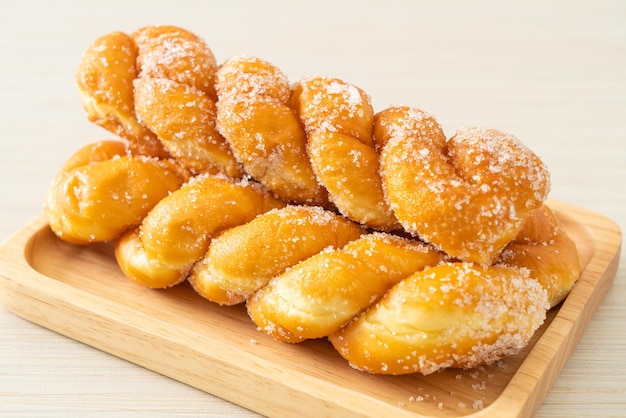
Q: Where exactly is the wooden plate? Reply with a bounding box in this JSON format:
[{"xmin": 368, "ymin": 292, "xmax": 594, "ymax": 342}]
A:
[{"xmin": 0, "ymin": 200, "xmax": 621, "ymax": 417}]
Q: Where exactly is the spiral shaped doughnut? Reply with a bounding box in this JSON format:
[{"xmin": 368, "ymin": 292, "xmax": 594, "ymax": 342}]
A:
[
  {"xmin": 189, "ymin": 205, "xmax": 365, "ymax": 305},
  {"xmin": 45, "ymin": 140, "xmax": 188, "ymax": 245},
  {"xmin": 114, "ymin": 175, "xmax": 285, "ymax": 288},
  {"xmin": 378, "ymin": 107, "xmax": 551, "ymax": 264},
  {"xmin": 292, "ymin": 76, "xmax": 399, "ymax": 230},
  {"xmin": 247, "ymin": 233, "xmax": 443, "ymax": 343},
  {"xmin": 215, "ymin": 55, "xmax": 328, "ymax": 205},
  {"xmin": 75, "ymin": 32, "xmax": 169, "ymax": 158}
]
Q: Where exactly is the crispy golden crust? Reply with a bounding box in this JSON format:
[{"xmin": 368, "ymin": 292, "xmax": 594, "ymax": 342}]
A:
[
  {"xmin": 75, "ymin": 32, "xmax": 169, "ymax": 158},
  {"xmin": 133, "ymin": 76, "xmax": 243, "ymax": 177},
  {"xmin": 248, "ymin": 233, "xmax": 443, "ymax": 343},
  {"xmin": 114, "ymin": 175, "xmax": 285, "ymax": 288},
  {"xmin": 189, "ymin": 205, "xmax": 365, "ymax": 305},
  {"xmin": 45, "ymin": 140, "xmax": 187, "ymax": 244},
  {"xmin": 131, "ymin": 25, "xmax": 218, "ymax": 99},
  {"xmin": 329, "ymin": 262, "xmax": 549, "ymax": 375},
  {"xmin": 292, "ymin": 76, "xmax": 399, "ymax": 231},
  {"xmin": 215, "ymin": 56, "xmax": 328, "ymax": 206},
  {"xmin": 379, "ymin": 107, "xmax": 551, "ymax": 264},
  {"xmin": 76, "ymin": 26, "xmax": 242, "ymax": 176},
  {"xmin": 131, "ymin": 25, "xmax": 243, "ymax": 176}
]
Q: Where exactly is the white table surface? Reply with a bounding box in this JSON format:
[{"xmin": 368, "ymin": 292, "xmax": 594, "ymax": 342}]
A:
[{"xmin": 1, "ymin": 1, "xmax": 624, "ymax": 416}]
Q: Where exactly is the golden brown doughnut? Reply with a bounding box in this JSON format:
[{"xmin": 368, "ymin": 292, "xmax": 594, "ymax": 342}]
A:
[
  {"xmin": 60, "ymin": 27, "xmax": 581, "ymax": 376},
  {"xmin": 189, "ymin": 205, "xmax": 365, "ymax": 305},
  {"xmin": 75, "ymin": 32, "xmax": 169, "ymax": 158},
  {"xmin": 292, "ymin": 76, "xmax": 399, "ymax": 230},
  {"xmin": 131, "ymin": 25, "xmax": 243, "ymax": 177},
  {"xmin": 114, "ymin": 175, "xmax": 285, "ymax": 288},
  {"xmin": 329, "ymin": 262, "xmax": 549, "ymax": 375},
  {"xmin": 247, "ymin": 233, "xmax": 443, "ymax": 343},
  {"xmin": 499, "ymin": 204, "xmax": 580, "ymax": 308},
  {"xmin": 131, "ymin": 25, "xmax": 219, "ymax": 100},
  {"xmin": 215, "ymin": 56, "xmax": 328, "ymax": 206},
  {"xmin": 45, "ymin": 140, "xmax": 188, "ymax": 244},
  {"xmin": 133, "ymin": 76, "xmax": 243, "ymax": 177},
  {"xmin": 379, "ymin": 107, "xmax": 551, "ymax": 264}
]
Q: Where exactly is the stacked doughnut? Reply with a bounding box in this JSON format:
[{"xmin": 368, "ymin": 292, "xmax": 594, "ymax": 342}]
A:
[{"xmin": 45, "ymin": 25, "xmax": 581, "ymax": 376}]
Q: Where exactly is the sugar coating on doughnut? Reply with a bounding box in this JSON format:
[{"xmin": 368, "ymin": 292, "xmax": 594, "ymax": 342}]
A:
[
  {"xmin": 215, "ymin": 56, "xmax": 327, "ymax": 205},
  {"xmin": 247, "ymin": 232, "xmax": 443, "ymax": 342},
  {"xmin": 128, "ymin": 26, "xmax": 242, "ymax": 177},
  {"xmin": 294, "ymin": 76, "xmax": 399, "ymax": 230},
  {"xmin": 293, "ymin": 76, "xmax": 374, "ymax": 142},
  {"xmin": 114, "ymin": 174, "xmax": 285, "ymax": 288},
  {"xmin": 329, "ymin": 262, "xmax": 549, "ymax": 375},
  {"xmin": 134, "ymin": 76, "xmax": 243, "ymax": 177},
  {"xmin": 190, "ymin": 205, "xmax": 365, "ymax": 305},
  {"xmin": 373, "ymin": 106, "xmax": 446, "ymax": 151},
  {"xmin": 132, "ymin": 25, "xmax": 218, "ymax": 98},
  {"xmin": 381, "ymin": 117, "xmax": 551, "ymax": 264},
  {"xmin": 216, "ymin": 55, "xmax": 291, "ymax": 103}
]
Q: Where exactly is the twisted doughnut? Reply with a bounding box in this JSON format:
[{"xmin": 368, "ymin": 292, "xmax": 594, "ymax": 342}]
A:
[
  {"xmin": 327, "ymin": 204, "xmax": 576, "ymax": 375},
  {"xmin": 378, "ymin": 106, "xmax": 551, "ymax": 264},
  {"xmin": 215, "ymin": 55, "xmax": 328, "ymax": 205},
  {"xmin": 329, "ymin": 262, "xmax": 549, "ymax": 375},
  {"xmin": 45, "ymin": 140, "xmax": 188, "ymax": 244},
  {"xmin": 247, "ymin": 233, "xmax": 444, "ymax": 343},
  {"xmin": 49, "ymin": 26, "xmax": 583, "ymax": 376},
  {"xmin": 132, "ymin": 25, "xmax": 243, "ymax": 177},
  {"xmin": 189, "ymin": 205, "xmax": 365, "ymax": 305},
  {"xmin": 292, "ymin": 76, "xmax": 399, "ymax": 231},
  {"xmin": 131, "ymin": 25, "xmax": 219, "ymax": 99},
  {"xmin": 76, "ymin": 32, "xmax": 169, "ymax": 158},
  {"xmin": 114, "ymin": 175, "xmax": 285, "ymax": 288}
]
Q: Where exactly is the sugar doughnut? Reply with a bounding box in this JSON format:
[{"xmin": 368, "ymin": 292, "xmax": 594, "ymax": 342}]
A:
[
  {"xmin": 75, "ymin": 32, "xmax": 169, "ymax": 158},
  {"xmin": 247, "ymin": 233, "xmax": 443, "ymax": 343},
  {"xmin": 379, "ymin": 107, "xmax": 551, "ymax": 264},
  {"xmin": 215, "ymin": 56, "xmax": 328, "ymax": 206},
  {"xmin": 132, "ymin": 25, "xmax": 243, "ymax": 176},
  {"xmin": 329, "ymin": 262, "xmax": 549, "ymax": 375},
  {"xmin": 133, "ymin": 76, "xmax": 243, "ymax": 177},
  {"xmin": 292, "ymin": 76, "xmax": 399, "ymax": 230},
  {"xmin": 114, "ymin": 175, "xmax": 285, "ymax": 288},
  {"xmin": 45, "ymin": 140, "xmax": 188, "ymax": 245},
  {"xmin": 58, "ymin": 26, "xmax": 582, "ymax": 376},
  {"xmin": 189, "ymin": 205, "xmax": 364, "ymax": 305}
]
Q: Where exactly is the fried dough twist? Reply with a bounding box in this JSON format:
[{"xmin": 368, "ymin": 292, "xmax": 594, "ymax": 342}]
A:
[
  {"xmin": 77, "ymin": 25, "xmax": 243, "ymax": 177},
  {"xmin": 48, "ymin": 26, "xmax": 583, "ymax": 376},
  {"xmin": 45, "ymin": 140, "xmax": 187, "ymax": 244},
  {"xmin": 215, "ymin": 55, "xmax": 328, "ymax": 205},
  {"xmin": 292, "ymin": 76, "xmax": 400, "ymax": 231}
]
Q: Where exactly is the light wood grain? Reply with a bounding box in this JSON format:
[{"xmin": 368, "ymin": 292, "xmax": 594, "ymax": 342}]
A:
[{"xmin": 0, "ymin": 201, "xmax": 620, "ymax": 418}]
